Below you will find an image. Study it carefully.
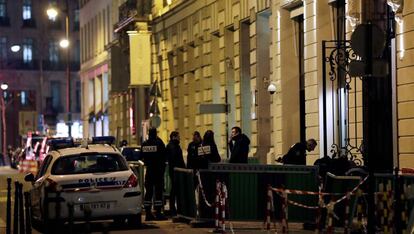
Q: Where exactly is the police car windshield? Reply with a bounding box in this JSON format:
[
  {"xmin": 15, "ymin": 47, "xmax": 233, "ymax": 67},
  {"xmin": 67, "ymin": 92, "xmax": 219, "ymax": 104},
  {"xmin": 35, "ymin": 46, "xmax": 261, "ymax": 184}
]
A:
[{"xmin": 52, "ymin": 154, "xmax": 128, "ymax": 175}]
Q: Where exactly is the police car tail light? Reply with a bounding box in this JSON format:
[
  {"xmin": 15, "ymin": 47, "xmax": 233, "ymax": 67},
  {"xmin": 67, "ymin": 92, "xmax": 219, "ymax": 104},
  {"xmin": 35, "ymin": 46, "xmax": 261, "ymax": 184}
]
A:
[{"xmin": 124, "ymin": 174, "xmax": 138, "ymax": 188}]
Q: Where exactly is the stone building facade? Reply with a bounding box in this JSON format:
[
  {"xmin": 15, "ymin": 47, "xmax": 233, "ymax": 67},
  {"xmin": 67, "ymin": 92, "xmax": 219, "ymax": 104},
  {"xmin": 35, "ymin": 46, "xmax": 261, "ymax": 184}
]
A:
[
  {"xmin": 80, "ymin": 0, "xmax": 412, "ymax": 168},
  {"xmin": 0, "ymin": 0, "xmax": 81, "ymax": 147},
  {"xmin": 145, "ymin": 0, "xmax": 413, "ymax": 168}
]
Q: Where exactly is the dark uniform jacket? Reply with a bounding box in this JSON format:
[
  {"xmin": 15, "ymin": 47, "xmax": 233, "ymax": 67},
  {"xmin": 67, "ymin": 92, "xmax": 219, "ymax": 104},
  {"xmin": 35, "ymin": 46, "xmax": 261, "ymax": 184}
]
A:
[
  {"xmin": 141, "ymin": 137, "xmax": 166, "ymax": 169},
  {"xmin": 282, "ymin": 142, "xmax": 307, "ymax": 165},
  {"xmin": 166, "ymin": 139, "xmax": 185, "ymax": 175},
  {"xmin": 229, "ymin": 134, "xmax": 250, "ymax": 163},
  {"xmin": 199, "ymin": 143, "xmax": 221, "ymax": 167},
  {"xmin": 186, "ymin": 141, "xmax": 201, "ymax": 169},
  {"xmin": 188, "ymin": 142, "xmax": 220, "ymax": 169}
]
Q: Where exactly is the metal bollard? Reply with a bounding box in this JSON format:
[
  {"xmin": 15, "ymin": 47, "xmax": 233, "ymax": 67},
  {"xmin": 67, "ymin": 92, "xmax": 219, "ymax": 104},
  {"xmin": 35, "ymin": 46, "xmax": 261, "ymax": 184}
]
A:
[
  {"xmin": 6, "ymin": 178, "xmax": 12, "ymax": 234},
  {"xmin": 24, "ymin": 192, "xmax": 32, "ymax": 234},
  {"xmin": 18, "ymin": 183, "xmax": 24, "ymax": 234},
  {"xmin": 43, "ymin": 189, "xmax": 49, "ymax": 234},
  {"xmin": 55, "ymin": 191, "xmax": 61, "ymax": 222},
  {"xmin": 13, "ymin": 181, "xmax": 19, "ymax": 234},
  {"xmin": 67, "ymin": 202, "xmax": 74, "ymax": 234}
]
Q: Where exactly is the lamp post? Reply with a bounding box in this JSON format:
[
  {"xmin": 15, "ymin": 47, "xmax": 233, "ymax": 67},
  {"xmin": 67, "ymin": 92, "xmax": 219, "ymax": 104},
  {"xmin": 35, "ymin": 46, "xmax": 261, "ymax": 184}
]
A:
[
  {"xmin": 47, "ymin": 0, "xmax": 72, "ymax": 137},
  {"xmin": 0, "ymin": 82, "xmax": 8, "ymax": 164}
]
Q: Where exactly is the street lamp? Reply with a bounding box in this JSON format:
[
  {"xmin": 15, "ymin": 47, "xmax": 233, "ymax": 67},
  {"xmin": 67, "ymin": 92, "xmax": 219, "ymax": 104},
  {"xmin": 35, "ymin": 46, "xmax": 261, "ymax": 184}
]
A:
[
  {"xmin": 0, "ymin": 82, "xmax": 8, "ymax": 164},
  {"xmin": 59, "ymin": 39, "xmax": 69, "ymax": 48},
  {"xmin": 46, "ymin": 7, "xmax": 58, "ymax": 20},
  {"xmin": 1, "ymin": 83, "xmax": 8, "ymax": 91},
  {"xmin": 10, "ymin": 45, "xmax": 21, "ymax": 53},
  {"xmin": 47, "ymin": 1, "xmax": 72, "ymax": 137}
]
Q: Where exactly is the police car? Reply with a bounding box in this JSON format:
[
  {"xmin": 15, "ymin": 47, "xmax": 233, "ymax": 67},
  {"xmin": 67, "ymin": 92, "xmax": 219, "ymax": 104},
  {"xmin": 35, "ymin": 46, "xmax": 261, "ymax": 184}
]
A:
[{"xmin": 25, "ymin": 137, "xmax": 142, "ymax": 227}]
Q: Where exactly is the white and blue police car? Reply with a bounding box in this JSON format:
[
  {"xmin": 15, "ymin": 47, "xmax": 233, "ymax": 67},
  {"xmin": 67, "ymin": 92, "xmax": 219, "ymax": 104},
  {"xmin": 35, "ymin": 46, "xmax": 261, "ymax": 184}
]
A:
[{"xmin": 25, "ymin": 137, "xmax": 142, "ymax": 227}]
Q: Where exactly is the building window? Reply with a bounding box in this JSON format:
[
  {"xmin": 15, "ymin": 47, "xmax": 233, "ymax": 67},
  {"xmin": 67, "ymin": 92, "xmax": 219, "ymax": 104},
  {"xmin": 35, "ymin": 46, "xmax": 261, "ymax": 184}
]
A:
[
  {"xmin": 0, "ymin": 37, "xmax": 7, "ymax": 60},
  {"xmin": 48, "ymin": 41, "xmax": 59, "ymax": 64},
  {"xmin": 22, "ymin": 0, "xmax": 32, "ymax": 20},
  {"xmin": 74, "ymin": 9, "xmax": 79, "ymax": 31},
  {"xmin": 0, "ymin": 0, "xmax": 6, "ymax": 17},
  {"xmin": 20, "ymin": 91, "xmax": 29, "ymax": 106},
  {"xmin": 0, "ymin": 0, "xmax": 9, "ymax": 26},
  {"xmin": 50, "ymin": 81, "xmax": 61, "ymax": 111},
  {"xmin": 22, "ymin": 38, "xmax": 33, "ymax": 64},
  {"xmin": 73, "ymin": 40, "xmax": 80, "ymax": 63}
]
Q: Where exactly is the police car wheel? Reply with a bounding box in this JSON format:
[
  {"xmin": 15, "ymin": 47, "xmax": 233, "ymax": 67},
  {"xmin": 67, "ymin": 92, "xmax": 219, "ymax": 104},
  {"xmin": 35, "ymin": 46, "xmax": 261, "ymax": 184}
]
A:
[
  {"xmin": 113, "ymin": 217, "xmax": 126, "ymax": 226},
  {"xmin": 127, "ymin": 213, "xmax": 142, "ymax": 227}
]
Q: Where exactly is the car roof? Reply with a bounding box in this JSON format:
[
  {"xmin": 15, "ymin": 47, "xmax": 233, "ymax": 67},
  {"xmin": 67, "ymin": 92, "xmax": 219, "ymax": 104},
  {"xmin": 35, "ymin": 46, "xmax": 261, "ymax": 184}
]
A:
[{"xmin": 50, "ymin": 144, "xmax": 120, "ymax": 158}]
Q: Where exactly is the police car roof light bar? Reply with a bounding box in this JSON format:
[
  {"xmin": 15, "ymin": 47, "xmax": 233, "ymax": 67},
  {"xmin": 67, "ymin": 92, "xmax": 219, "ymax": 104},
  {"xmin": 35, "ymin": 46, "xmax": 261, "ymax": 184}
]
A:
[
  {"xmin": 91, "ymin": 136, "xmax": 116, "ymax": 145},
  {"xmin": 47, "ymin": 138, "xmax": 75, "ymax": 151}
]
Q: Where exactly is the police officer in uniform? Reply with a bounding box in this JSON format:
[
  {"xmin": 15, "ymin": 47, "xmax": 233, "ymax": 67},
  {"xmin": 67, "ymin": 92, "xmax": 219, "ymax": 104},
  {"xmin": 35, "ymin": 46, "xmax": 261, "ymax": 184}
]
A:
[
  {"xmin": 142, "ymin": 128, "xmax": 167, "ymax": 221},
  {"xmin": 281, "ymin": 138, "xmax": 317, "ymax": 165}
]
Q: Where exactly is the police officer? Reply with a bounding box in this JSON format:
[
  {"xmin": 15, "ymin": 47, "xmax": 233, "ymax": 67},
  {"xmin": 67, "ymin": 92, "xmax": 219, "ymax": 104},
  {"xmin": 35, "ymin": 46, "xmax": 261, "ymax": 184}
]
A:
[
  {"xmin": 281, "ymin": 138, "xmax": 317, "ymax": 165},
  {"xmin": 186, "ymin": 131, "xmax": 202, "ymax": 170},
  {"xmin": 198, "ymin": 130, "xmax": 221, "ymax": 168},
  {"xmin": 166, "ymin": 131, "xmax": 185, "ymax": 216},
  {"xmin": 142, "ymin": 128, "xmax": 167, "ymax": 221}
]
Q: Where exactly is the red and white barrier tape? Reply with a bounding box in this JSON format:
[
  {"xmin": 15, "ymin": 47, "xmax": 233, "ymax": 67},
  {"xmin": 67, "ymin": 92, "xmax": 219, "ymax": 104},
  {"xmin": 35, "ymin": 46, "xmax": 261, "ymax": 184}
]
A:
[
  {"xmin": 264, "ymin": 185, "xmax": 273, "ymax": 230},
  {"xmin": 343, "ymin": 193, "xmax": 351, "ymax": 234},
  {"xmin": 271, "ymin": 188, "xmax": 343, "ymax": 196},
  {"xmin": 326, "ymin": 200, "xmax": 336, "ymax": 234},
  {"xmin": 213, "ymin": 180, "xmax": 231, "ymax": 233},
  {"xmin": 281, "ymin": 190, "xmax": 288, "ymax": 233},
  {"xmin": 274, "ymin": 176, "xmax": 369, "ymax": 211},
  {"xmin": 196, "ymin": 171, "xmax": 213, "ymax": 207},
  {"xmin": 215, "ymin": 180, "xmax": 221, "ymax": 231},
  {"xmin": 221, "ymin": 182, "xmax": 227, "ymax": 232}
]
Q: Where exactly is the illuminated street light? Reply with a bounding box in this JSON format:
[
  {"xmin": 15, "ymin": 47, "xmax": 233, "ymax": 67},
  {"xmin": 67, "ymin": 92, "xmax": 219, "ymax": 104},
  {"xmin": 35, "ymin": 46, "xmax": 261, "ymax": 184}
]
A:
[
  {"xmin": 47, "ymin": 0, "xmax": 73, "ymax": 137},
  {"xmin": 0, "ymin": 83, "xmax": 8, "ymax": 91},
  {"xmin": 46, "ymin": 7, "xmax": 58, "ymax": 20},
  {"xmin": 10, "ymin": 45, "xmax": 21, "ymax": 53},
  {"xmin": 59, "ymin": 39, "xmax": 69, "ymax": 48},
  {"xmin": 0, "ymin": 82, "xmax": 7, "ymax": 162}
]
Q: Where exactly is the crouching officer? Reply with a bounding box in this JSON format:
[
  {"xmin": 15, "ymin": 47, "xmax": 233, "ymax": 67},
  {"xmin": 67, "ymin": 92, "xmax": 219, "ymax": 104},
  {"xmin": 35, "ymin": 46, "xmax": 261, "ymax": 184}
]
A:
[{"xmin": 142, "ymin": 128, "xmax": 167, "ymax": 221}]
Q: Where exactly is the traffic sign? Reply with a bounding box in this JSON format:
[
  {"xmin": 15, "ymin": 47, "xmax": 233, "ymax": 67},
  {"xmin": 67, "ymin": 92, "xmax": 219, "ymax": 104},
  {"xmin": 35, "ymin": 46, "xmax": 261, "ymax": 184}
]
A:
[
  {"xmin": 149, "ymin": 115, "xmax": 161, "ymax": 128},
  {"xmin": 199, "ymin": 103, "xmax": 229, "ymax": 114},
  {"xmin": 351, "ymin": 24, "xmax": 386, "ymax": 58}
]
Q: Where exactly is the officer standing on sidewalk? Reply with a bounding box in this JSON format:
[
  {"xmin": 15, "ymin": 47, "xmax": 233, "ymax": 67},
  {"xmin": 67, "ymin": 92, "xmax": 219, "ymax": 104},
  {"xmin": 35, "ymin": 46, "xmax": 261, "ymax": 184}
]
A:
[
  {"xmin": 142, "ymin": 127, "xmax": 167, "ymax": 221},
  {"xmin": 166, "ymin": 131, "xmax": 185, "ymax": 216}
]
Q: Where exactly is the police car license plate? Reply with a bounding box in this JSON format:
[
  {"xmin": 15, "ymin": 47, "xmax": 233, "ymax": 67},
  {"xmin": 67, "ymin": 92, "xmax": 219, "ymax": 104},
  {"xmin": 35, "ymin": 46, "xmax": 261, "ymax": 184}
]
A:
[{"xmin": 79, "ymin": 202, "xmax": 113, "ymax": 211}]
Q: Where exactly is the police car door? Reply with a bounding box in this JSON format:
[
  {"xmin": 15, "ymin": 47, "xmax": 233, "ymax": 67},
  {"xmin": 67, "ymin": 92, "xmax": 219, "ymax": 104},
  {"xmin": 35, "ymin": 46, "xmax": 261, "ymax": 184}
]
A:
[{"xmin": 31, "ymin": 155, "xmax": 53, "ymax": 219}]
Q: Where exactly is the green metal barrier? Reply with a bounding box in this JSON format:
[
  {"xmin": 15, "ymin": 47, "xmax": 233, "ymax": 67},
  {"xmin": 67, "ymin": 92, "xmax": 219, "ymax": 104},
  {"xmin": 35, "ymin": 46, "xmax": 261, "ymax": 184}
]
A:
[
  {"xmin": 173, "ymin": 165, "xmax": 414, "ymax": 229},
  {"xmin": 196, "ymin": 165, "xmax": 319, "ymax": 222},
  {"xmin": 164, "ymin": 165, "xmax": 171, "ymax": 197},
  {"xmin": 174, "ymin": 168, "xmax": 197, "ymax": 219},
  {"xmin": 220, "ymin": 157, "xmax": 260, "ymax": 164}
]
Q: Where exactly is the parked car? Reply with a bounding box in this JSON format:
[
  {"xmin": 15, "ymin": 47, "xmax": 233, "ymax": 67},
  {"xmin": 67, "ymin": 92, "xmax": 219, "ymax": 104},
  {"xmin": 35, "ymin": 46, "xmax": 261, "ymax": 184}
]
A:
[
  {"xmin": 120, "ymin": 146, "xmax": 142, "ymax": 162},
  {"xmin": 25, "ymin": 137, "xmax": 142, "ymax": 229}
]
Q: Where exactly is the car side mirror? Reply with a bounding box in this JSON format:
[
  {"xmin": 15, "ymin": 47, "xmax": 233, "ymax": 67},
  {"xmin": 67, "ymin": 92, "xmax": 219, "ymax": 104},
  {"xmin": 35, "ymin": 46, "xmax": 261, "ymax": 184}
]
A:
[{"xmin": 24, "ymin": 173, "xmax": 35, "ymax": 182}]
